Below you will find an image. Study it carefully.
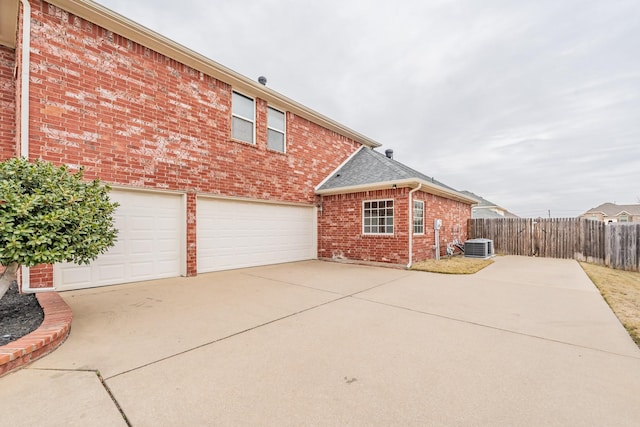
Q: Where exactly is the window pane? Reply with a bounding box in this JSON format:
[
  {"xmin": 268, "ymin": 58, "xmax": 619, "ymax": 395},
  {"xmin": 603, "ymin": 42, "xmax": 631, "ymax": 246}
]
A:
[
  {"xmin": 268, "ymin": 107, "xmax": 285, "ymax": 131},
  {"xmin": 268, "ymin": 129, "xmax": 285, "ymax": 152},
  {"xmin": 232, "ymin": 116, "xmax": 253, "ymax": 143},
  {"xmin": 363, "ymin": 199, "xmax": 394, "ymax": 234},
  {"xmin": 232, "ymin": 92, "xmax": 254, "ymax": 119}
]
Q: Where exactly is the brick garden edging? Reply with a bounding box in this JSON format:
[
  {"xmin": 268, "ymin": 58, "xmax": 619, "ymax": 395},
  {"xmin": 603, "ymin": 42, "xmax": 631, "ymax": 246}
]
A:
[{"xmin": 0, "ymin": 292, "xmax": 72, "ymax": 377}]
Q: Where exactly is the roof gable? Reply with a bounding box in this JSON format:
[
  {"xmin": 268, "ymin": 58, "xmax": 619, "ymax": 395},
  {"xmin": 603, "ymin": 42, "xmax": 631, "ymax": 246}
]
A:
[
  {"xmin": 584, "ymin": 203, "xmax": 640, "ymax": 216},
  {"xmin": 316, "ymin": 148, "xmax": 476, "ymax": 204},
  {"xmin": 317, "ymin": 148, "xmax": 454, "ymax": 191}
]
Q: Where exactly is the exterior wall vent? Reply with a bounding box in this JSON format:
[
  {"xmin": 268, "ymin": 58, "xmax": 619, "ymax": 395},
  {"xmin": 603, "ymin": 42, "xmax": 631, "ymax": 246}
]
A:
[{"xmin": 464, "ymin": 238, "xmax": 495, "ymax": 259}]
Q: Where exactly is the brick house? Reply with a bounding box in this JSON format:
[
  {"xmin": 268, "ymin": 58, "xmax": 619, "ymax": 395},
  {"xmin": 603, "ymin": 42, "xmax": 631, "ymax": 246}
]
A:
[
  {"xmin": 580, "ymin": 203, "xmax": 640, "ymax": 223},
  {"xmin": 0, "ymin": 0, "xmax": 475, "ymax": 292}
]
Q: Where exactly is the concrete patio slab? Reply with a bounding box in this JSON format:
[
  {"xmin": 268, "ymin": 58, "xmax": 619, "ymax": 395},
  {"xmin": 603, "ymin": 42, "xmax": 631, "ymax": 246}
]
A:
[
  {"xmin": 30, "ymin": 270, "xmax": 344, "ymax": 378},
  {"xmin": 0, "ymin": 369, "xmax": 126, "ymax": 427},
  {"xmin": 360, "ymin": 257, "xmax": 638, "ymax": 357},
  {"xmin": 2, "ymin": 257, "xmax": 639, "ymax": 426},
  {"xmin": 107, "ymin": 296, "xmax": 640, "ymax": 426},
  {"xmin": 241, "ymin": 260, "xmax": 413, "ymax": 295}
]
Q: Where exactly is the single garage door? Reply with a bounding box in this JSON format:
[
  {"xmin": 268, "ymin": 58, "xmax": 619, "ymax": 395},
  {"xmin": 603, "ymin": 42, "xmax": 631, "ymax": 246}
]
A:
[
  {"xmin": 197, "ymin": 198, "xmax": 316, "ymax": 273},
  {"xmin": 54, "ymin": 189, "xmax": 184, "ymax": 291}
]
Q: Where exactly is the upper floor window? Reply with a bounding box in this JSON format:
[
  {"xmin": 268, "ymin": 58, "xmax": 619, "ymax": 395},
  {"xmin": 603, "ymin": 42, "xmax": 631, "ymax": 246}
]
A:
[
  {"xmin": 267, "ymin": 107, "xmax": 286, "ymax": 152},
  {"xmin": 413, "ymin": 200, "xmax": 424, "ymax": 234},
  {"xmin": 363, "ymin": 200, "xmax": 394, "ymax": 235},
  {"xmin": 619, "ymin": 214, "xmax": 629, "ymax": 222},
  {"xmin": 232, "ymin": 91, "xmax": 255, "ymax": 144}
]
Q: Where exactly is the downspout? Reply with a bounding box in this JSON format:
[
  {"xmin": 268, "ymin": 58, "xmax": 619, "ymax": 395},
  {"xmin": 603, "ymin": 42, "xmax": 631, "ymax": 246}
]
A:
[
  {"xmin": 19, "ymin": 0, "xmax": 30, "ymax": 159},
  {"xmin": 407, "ymin": 183, "xmax": 422, "ymax": 269},
  {"xmin": 18, "ymin": 0, "xmax": 48, "ymax": 292}
]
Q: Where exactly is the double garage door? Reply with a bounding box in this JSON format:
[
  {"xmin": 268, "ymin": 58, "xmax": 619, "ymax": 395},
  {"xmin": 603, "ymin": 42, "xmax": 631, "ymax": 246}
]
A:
[
  {"xmin": 197, "ymin": 198, "xmax": 317, "ymax": 273},
  {"xmin": 54, "ymin": 190, "xmax": 316, "ymax": 290}
]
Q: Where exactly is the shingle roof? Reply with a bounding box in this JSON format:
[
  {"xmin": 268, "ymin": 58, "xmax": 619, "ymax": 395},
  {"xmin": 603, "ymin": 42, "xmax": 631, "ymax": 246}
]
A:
[
  {"xmin": 317, "ymin": 147, "xmax": 456, "ymax": 191},
  {"xmin": 584, "ymin": 203, "xmax": 640, "ymax": 216},
  {"xmin": 461, "ymin": 190, "xmax": 519, "ymax": 218},
  {"xmin": 472, "ymin": 209, "xmax": 505, "ymax": 219},
  {"xmin": 316, "ymin": 148, "xmax": 476, "ymax": 204},
  {"xmin": 460, "ymin": 191, "xmax": 495, "ymax": 208}
]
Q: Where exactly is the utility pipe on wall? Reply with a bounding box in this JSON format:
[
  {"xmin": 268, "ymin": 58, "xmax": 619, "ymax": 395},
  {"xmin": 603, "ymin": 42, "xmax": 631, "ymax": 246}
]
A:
[
  {"xmin": 407, "ymin": 183, "xmax": 422, "ymax": 269},
  {"xmin": 18, "ymin": 0, "xmax": 48, "ymax": 293}
]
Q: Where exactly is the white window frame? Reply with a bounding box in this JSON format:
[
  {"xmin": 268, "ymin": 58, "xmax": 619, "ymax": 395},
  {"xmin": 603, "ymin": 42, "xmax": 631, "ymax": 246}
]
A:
[
  {"xmin": 232, "ymin": 91, "xmax": 255, "ymax": 144},
  {"xmin": 413, "ymin": 200, "xmax": 424, "ymax": 235},
  {"xmin": 267, "ymin": 106, "xmax": 286, "ymax": 152},
  {"xmin": 363, "ymin": 199, "xmax": 394, "ymax": 235}
]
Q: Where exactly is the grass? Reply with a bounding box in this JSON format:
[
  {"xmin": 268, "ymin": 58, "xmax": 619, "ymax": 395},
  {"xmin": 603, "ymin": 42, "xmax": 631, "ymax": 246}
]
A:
[
  {"xmin": 411, "ymin": 255, "xmax": 494, "ymax": 274},
  {"xmin": 580, "ymin": 262, "xmax": 640, "ymax": 348}
]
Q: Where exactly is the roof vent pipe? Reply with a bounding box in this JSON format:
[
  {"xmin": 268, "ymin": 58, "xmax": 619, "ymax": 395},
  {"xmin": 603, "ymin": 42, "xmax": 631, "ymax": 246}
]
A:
[{"xmin": 385, "ymin": 149, "xmax": 393, "ymax": 159}]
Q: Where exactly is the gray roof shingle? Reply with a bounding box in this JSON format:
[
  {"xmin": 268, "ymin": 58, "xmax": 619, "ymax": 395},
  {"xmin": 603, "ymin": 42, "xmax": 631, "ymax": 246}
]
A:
[{"xmin": 317, "ymin": 148, "xmax": 457, "ymax": 192}]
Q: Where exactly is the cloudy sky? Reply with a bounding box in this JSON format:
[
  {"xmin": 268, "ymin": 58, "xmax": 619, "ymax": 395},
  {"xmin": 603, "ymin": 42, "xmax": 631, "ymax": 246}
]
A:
[{"xmin": 97, "ymin": 0, "xmax": 640, "ymax": 217}]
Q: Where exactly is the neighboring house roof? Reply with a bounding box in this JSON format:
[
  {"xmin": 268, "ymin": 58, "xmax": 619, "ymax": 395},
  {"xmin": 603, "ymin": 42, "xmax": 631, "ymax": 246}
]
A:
[
  {"xmin": 316, "ymin": 147, "xmax": 476, "ymax": 204},
  {"xmin": 460, "ymin": 191, "xmax": 498, "ymax": 209},
  {"xmin": 460, "ymin": 190, "xmax": 519, "ymax": 218},
  {"xmin": 0, "ymin": 0, "xmax": 380, "ymax": 150},
  {"xmin": 471, "ymin": 209, "xmax": 506, "ymax": 219},
  {"xmin": 582, "ymin": 203, "xmax": 640, "ymax": 217}
]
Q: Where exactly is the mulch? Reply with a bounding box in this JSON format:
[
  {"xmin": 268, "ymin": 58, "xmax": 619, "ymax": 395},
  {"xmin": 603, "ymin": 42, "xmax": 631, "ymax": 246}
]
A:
[{"xmin": 0, "ymin": 282, "xmax": 44, "ymax": 346}]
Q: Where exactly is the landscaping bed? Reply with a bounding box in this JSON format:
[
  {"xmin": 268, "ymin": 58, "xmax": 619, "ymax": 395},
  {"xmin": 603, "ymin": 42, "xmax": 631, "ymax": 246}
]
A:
[{"xmin": 0, "ymin": 282, "xmax": 44, "ymax": 346}]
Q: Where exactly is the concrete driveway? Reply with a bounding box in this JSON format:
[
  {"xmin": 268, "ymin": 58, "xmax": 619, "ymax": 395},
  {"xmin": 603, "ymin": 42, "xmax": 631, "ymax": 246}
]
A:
[{"xmin": 2, "ymin": 256, "xmax": 639, "ymax": 426}]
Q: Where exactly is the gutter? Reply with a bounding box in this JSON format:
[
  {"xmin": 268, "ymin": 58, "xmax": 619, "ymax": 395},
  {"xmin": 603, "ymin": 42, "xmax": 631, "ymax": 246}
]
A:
[
  {"xmin": 316, "ymin": 178, "xmax": 477, "ymax": 205},
  {"xmin": 407, "ymin": 183, "xmax": 422, "ymax": 269}
]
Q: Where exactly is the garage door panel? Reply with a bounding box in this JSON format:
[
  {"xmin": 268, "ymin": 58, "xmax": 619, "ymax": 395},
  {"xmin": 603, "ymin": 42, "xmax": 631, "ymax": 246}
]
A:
[
  {"xmin": 197, "ymin": 198, "xmax": 316, "ymax": 273},
  {"xmin": 54, "ymin": 190, "xmax": 184, "ymax": 290},
  {"xmin": 97, "ymin": 265, "xmax": 126, "ymax": 282}
]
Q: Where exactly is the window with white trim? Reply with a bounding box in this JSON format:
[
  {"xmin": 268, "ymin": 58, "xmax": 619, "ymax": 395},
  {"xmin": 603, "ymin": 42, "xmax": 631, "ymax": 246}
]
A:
[
  {"xmin": 267, "ymin": 107, "xmax": 285, "ymax": 152},
  {"xmin": 232, "ymin": 91, "xmax": 255, "ymax": 144},
  {"xmin": 363, "ymin": 200, "xmax": 394, "ymax": 235},
  {"xmin": 619, "ymin": 214, "xmax": 629, "ymax": 222},
  {"xmin": 413, "ymin": 200, "xmax": 424, "ymax": 234}
]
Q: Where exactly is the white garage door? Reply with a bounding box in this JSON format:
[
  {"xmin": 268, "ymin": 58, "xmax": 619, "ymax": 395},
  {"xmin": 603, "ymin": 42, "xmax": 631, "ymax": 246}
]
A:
[
  {"xmin": 54, "ymin": 189, "xmax": 184, "ymax": 291},
  {"xmin": 197, "ymin": 198, "xmax": 316, "ymax": 273}
]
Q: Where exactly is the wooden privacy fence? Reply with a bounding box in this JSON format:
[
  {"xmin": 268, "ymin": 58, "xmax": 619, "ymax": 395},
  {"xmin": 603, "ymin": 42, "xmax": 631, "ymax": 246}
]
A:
[{"xmin": 468, "ymin": 218, "xmax": 640, "ymax": 272}]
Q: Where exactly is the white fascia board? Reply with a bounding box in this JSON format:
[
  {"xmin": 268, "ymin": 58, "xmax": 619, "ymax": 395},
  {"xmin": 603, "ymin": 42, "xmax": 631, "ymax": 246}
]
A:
[
  {"xmin": 316, "ymin": 178, "xmax": 478, "ymax": 205},
  {"xmin": 314, "ymin": 146, "xmax": 367, "ymax": 192}
]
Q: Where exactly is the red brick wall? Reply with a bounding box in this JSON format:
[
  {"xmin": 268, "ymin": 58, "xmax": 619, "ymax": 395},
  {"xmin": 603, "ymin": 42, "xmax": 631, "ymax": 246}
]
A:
[
  {"xmin": 27, "ymin": 1, "xmax": 359, "ymax": 202},
  {"xmin": 0, "ymin": 45, "xmax": 16, "ymax": 160},
  {"xmin": 319, "ymin": 188, "xmax": 410, "ymax": 265},
  {"xmin": 22, "ymin": 1, "xmax": 362, "ymax": 286},
  {"xmin": 412, "ymin": 192, "xmax": 472, "ymax": 260},
  {"xmin": 319, "ymin": 188, "xmax": 472, "ymax": 265}
]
